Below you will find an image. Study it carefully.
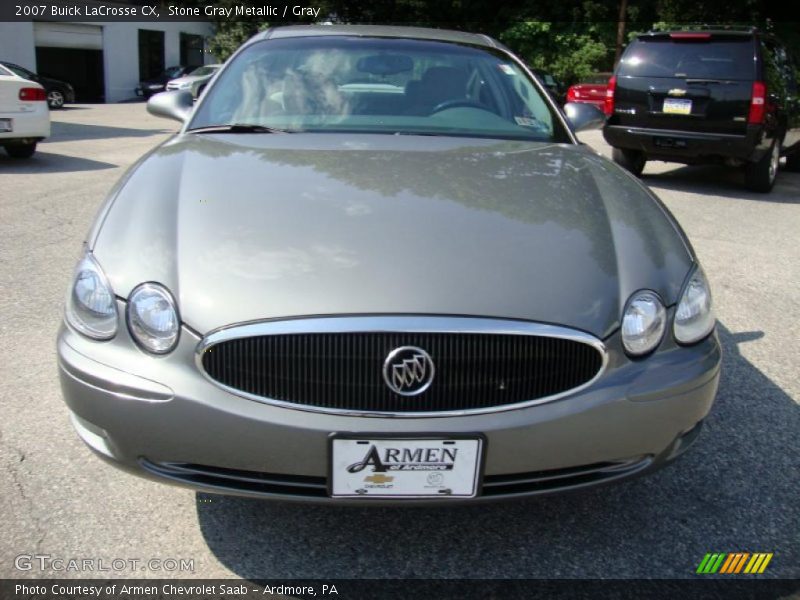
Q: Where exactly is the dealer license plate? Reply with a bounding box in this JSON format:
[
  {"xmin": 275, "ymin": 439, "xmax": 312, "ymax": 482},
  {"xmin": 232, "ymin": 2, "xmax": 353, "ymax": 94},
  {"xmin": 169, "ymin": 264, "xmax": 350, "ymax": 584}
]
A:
[
  {"xmin": 330, "ymin": 437, "xmax": 483, "ymax": 498},
  {"xmin": 663, "ymin": 98, "xmax": 692, "ymax": 115},
  {"xmin": 0, "ymin": 119, "xmax": 12, "ymax": 132}
]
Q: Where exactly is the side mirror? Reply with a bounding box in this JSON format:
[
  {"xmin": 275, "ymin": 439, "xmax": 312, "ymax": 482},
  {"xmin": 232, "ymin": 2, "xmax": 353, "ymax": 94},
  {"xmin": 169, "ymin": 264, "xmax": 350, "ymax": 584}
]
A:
[
  {"xmin": 147, "ymin": 90, "xmax": 194, "ymax": 123},
  {"xmin": 563, "ymin": 102, "xmax": 606, "ymax": 133}
]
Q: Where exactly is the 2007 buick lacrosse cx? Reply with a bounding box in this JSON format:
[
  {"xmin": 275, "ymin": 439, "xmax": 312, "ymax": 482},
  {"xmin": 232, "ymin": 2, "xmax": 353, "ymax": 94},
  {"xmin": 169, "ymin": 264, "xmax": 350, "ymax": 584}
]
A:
[{"xmin": 58, "ymin": 26, "xmax": 720, "ymax": 503}]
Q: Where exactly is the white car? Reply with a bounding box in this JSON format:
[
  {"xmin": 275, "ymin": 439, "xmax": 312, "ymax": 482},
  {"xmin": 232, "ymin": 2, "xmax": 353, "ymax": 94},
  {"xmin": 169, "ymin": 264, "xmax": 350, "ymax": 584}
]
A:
[
  {"xmin": 165, "ymin": 64, "xmax": 221, "ymax": 99},
  {"xmin": 0, "ymin": 63, "xmax": 50, "ymax": 158}
]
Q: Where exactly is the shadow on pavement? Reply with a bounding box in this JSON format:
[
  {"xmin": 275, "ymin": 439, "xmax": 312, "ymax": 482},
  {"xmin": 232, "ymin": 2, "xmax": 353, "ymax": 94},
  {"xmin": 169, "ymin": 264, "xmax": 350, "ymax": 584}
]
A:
[
  {"xmin": 195, "ymin": 322, "xmax": 798, "ymax": 579},
  {"xmin": 48, "ymin": 120, "xmax": 173, "ymax": 142},
  {"xmin": 643, "ymin": 163, "xmax": 800, "ymax": 204},
  {"xmin": 0, "ymin": 151, "xmax": 116, "ymax": 173}
]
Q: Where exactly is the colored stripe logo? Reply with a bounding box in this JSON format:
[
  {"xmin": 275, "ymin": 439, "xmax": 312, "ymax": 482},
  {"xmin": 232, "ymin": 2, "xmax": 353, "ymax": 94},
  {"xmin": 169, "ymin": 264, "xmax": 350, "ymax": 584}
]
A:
[{"xmin": 696, "ymin": 552, "xmax": 773, "ymax": 574}]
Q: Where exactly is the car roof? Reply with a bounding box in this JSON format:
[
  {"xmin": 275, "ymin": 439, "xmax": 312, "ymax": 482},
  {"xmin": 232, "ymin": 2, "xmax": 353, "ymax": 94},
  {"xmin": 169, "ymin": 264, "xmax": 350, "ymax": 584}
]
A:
[
  {"xmin": 1, "ymin": 61, "xmax": 27, "ymax": 70},
  {"xmin": 258, "ymin": 25, "xmax": 500, "ymax": 49},
  {"xmin": 638, "ymin": 29, "xmax": 757, "ymax": 39}
]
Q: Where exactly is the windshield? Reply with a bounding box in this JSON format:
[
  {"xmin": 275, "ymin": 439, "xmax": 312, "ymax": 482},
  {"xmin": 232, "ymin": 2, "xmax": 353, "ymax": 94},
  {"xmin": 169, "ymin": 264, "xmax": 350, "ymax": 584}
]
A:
[
  {"xmin": 163, "ymin": 66, "xmax": 184, "ymax": 78},
  {"xmin": 581, "ymin": 74, "xmax": 611, "ymax": 84},
  {"xmin": 190, "ymin": 66, "xmax": 218, "ymax": 77},
  {"xmin": 190, "ymin": 37, "xmax": 569, "ymax": 142}
]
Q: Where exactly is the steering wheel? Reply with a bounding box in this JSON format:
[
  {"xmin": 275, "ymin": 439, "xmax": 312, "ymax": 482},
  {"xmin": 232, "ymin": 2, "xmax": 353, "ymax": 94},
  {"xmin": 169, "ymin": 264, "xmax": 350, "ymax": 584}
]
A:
[{"xmin": 429, "ymin": 99, "xmax": 492, "ymax": 114}]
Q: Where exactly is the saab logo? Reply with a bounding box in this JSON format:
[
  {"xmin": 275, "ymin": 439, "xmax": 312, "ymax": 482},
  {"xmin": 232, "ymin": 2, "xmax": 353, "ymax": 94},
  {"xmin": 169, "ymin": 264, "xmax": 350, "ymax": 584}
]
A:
[
  {"xmin": 364, "ymin": 474, "xmax": 394, "ymax": 484},
  {"xmin": 696, "ymin": 552, "xmax": 773, "ymax": 574},
  {"xmin": 346, "ymin": 445, "xmax": 458, "ymax": 473}
]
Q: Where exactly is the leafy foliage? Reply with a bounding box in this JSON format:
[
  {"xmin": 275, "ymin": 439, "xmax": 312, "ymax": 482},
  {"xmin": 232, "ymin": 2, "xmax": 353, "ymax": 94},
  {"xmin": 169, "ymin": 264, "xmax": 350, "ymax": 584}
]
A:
[{"xmin": 499, "ymin": 22, "xmax": 610, "ymax": 83}]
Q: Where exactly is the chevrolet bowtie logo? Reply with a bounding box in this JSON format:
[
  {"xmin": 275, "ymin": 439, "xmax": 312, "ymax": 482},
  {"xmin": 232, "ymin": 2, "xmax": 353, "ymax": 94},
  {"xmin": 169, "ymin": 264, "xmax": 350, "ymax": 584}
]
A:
[
  {"xmin": 364, "ymin": 474, "xmax": 394, "ymax": 484},
  {"xmin": 668, "ymin": 88, "xmax": 687, "ymax": 96}
]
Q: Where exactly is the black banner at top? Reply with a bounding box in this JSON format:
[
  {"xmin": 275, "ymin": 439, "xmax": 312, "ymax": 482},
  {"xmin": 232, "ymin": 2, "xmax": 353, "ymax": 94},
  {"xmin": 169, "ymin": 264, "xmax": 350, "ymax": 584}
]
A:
[
  {"xmin": 0, "ymin": 0, "xmax": 326, "ymax": 22},
  {"xmin": 2, "ymin": 0, "xmax": 799, "ymax": 23}
]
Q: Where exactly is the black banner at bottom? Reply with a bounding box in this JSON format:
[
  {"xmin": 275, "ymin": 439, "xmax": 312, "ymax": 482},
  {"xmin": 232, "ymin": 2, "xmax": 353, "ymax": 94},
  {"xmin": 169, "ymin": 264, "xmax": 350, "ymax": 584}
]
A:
[{"xmin": 2, "ymin": 579, "xmax": 799, "ymax": 600}]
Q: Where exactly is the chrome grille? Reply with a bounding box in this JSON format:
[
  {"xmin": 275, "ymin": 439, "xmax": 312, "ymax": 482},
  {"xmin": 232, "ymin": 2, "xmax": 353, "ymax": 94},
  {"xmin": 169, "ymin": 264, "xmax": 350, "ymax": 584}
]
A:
[{"xmin": 199, "ymin": 318, "xmax": 605, "ymax": 414}]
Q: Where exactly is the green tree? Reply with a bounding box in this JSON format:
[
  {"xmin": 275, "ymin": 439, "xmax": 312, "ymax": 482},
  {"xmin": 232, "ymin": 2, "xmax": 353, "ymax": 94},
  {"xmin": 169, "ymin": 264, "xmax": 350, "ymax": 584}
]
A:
[{"xmin": 499, "ymin": 21, "xmax": 610, "ymax": 84}]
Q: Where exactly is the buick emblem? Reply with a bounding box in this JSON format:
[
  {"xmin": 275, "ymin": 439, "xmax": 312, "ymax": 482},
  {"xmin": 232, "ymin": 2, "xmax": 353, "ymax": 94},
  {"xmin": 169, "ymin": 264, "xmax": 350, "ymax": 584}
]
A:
[{"xmin": 382, "ymin": 346, "xmax": 435, "ymax": 396}]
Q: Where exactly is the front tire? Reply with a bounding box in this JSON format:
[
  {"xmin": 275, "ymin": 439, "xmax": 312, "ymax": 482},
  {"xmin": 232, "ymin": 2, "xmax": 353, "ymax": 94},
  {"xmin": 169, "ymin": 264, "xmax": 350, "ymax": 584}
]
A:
[
  {"xmin": 745, "ymin": 140, "xmax": 779, "ymax": 193},
  {"xmin": 612, "ymin": 148, "xmax": 646, "ymax": 176},
  {"xmin": 47, "ymin": 89, "xmax": 65, "ymax": 109},
  {"xmin": 5, "ymin": 143, "xmax": 37, "ymax": 158}
]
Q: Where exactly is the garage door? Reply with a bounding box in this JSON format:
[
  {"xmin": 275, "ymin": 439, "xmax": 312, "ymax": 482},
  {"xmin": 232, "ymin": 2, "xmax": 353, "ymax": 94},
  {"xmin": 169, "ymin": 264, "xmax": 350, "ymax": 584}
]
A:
[
  {"xmin": 34, "ymin": 23, "xmax": 104, "ymax": 102},
  {"xmin": 34, "ymin": 22, "xmax": 102, "ymax": 50}
]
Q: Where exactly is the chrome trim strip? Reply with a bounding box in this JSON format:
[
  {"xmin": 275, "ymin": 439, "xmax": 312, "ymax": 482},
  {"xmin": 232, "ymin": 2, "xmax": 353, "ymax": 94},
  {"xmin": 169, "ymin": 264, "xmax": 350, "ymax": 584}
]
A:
[{"xmin": 195, "ymin": 316, "xmax": 608, "ymax": 418}]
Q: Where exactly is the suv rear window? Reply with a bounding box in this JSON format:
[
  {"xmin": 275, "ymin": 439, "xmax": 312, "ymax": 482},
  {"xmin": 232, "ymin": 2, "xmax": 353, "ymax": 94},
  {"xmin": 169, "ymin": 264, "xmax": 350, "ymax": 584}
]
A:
[{"xmin": 619, "ymin": 37, "xmax": 756, "ymax": 80}]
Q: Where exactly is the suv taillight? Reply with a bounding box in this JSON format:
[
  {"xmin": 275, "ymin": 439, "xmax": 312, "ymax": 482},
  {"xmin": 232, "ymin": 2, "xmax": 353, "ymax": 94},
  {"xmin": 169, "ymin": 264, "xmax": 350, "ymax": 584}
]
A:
[
  {"xmin": 748, "ymin": 81, "xmax": 766, "ymax": 124},
  {"xmin": 19, "ymin": 87, "xmax": 47, "ymax": 102},
  {"xmin": 604, "ymin": 76, "xmax": 616, "ymax": 116}
]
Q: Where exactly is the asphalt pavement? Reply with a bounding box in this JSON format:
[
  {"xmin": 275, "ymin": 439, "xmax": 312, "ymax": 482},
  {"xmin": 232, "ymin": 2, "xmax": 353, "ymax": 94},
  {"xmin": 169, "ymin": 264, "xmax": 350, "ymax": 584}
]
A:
[{"xmin": 0, "ymin": 104, "xmax": 798, "ymax": 580}]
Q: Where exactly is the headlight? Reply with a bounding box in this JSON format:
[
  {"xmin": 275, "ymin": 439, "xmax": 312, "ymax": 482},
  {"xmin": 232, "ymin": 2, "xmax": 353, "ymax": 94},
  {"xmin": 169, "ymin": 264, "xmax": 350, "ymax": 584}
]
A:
[
  {"xmin": 65, "ymin": 253, "xmax": 118, "ymax": 340},
  {"xmin": 126, "ymin": 283, "xmax": 180, "ymax": 354},
  {"xmin": 674, "ymin": 267, "xmax": 715, "ymax": 344},
  {"xmin": 621, "ymin": 290, "xmax": 666, "ymax": 356}
]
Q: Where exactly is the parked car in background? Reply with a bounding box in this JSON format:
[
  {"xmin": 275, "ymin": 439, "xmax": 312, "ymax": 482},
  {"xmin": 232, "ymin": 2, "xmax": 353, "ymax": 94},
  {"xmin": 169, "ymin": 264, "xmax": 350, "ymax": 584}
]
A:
[
  {"xmin": 0, "ymin": 63, "xmax": 50, "ymax": 158},
  {"xmin": 604, "ymin": 29, "xmax": 800, "ymax": 192},
  {"xmin": 135, "ymin": 65, "xmax": 192, "ymax": 99},
  {"xmin": 0, "ymin": 61, "xmax": 75, "ymax": 109},
  {"xmin": 165, "ymin": 64, "xmax": 221, "ymax": 98},
  {"xmin": 532, "ymin": 69, "xmax": 566, "ymax": 104},
  {"xmin": 58, "ymin": 25, "xmax": 720, "ymax": 504},
  {"xmin": 566, "ymin": 72, "xmax": 613, "ymax": 113}
]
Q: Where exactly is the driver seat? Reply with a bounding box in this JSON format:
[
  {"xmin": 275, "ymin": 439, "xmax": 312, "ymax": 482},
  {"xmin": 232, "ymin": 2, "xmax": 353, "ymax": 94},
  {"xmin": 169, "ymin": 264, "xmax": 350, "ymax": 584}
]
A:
[{"xmin": 409, "ymin": 66, "xmax": 469, "ymax": 114}]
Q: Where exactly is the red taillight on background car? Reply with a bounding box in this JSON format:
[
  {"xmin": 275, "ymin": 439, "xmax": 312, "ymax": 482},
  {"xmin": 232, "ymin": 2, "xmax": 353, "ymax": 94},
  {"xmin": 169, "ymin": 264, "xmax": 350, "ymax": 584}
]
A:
[
  {"xmin": 604, "ymin": 76, "xmax": 616, "ymax": 115},
  {"xmin": 19, "ymin": 87, "xmax": 47, "ymax": 102},
  {"xmin": 748, "ymin": 81, "xmax": 766, "ymax": 124},
  {"xmin": 567, "ymin": 86, "xmax": 578, "ymax": 102}
]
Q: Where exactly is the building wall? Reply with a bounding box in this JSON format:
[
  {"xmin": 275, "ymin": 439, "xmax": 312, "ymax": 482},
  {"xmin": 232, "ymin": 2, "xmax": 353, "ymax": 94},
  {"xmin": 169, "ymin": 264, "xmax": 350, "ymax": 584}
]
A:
[
  {"xmin": 0, "ymin": 21, "xmax": 215, "ymax": 103},
  {"xmin": 0, "ymin": 22, "xmax": 37, "ymax": 70}
]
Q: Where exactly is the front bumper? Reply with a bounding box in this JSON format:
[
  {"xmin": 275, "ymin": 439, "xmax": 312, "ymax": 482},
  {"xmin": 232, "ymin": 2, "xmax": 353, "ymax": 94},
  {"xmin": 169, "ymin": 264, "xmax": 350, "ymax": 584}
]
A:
[
  {"xmin": 603, "ymin": 124, "xmax": 770, "ymax": 164},
  {"xmin": 57, "ymin": 316, "xmax": 721, "ymax": 504}
]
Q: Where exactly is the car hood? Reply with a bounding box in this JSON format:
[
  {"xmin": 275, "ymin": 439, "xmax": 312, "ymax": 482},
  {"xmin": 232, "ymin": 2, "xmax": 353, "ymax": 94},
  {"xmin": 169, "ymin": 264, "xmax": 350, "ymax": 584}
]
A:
[{"xmin": 91, "ymin": 134, "xmax": 693, "ymax": 339}]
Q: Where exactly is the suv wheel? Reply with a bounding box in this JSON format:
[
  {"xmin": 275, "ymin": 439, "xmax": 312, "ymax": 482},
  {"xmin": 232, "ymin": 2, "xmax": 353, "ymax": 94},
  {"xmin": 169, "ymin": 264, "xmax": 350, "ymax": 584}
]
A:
[
  {"xmin": 47, "ymin": 89, "xmax": 65, "ymax": 109},
  {"xmin": 612, "ymin": 148, "xmax": 646, "ymax": 176},
  {"xmin": 5, "ymin": 142, "xmax": 37, "ymax": 159},
  {"xmin": 745, "ymin": 141, "xmax": 779, "ymax": 193}
]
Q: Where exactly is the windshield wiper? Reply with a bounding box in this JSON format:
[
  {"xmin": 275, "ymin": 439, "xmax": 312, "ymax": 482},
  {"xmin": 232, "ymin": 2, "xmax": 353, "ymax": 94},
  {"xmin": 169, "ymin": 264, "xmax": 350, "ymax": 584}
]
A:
[{"xmin": 187, "ymin": 124, "xmax": 294, "ymax": 134}]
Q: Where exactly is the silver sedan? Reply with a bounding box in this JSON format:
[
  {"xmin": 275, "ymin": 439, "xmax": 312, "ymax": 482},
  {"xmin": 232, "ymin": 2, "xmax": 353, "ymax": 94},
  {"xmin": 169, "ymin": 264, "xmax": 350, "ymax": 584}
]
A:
[{"xmin": 57, "ymin": 25, "xmax": 720, "ymax": 503}]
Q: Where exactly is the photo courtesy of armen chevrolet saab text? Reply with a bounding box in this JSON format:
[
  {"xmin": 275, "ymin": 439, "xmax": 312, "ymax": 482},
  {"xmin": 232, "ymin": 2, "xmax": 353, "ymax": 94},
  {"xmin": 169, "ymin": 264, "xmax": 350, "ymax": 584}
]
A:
[{"xmin": 57, "ymin": 25, "xmax": 721, "ymax": 503}]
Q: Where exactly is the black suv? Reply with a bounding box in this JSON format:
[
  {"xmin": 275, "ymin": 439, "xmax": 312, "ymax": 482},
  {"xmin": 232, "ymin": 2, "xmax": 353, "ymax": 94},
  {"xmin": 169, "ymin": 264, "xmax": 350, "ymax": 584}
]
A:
[{"xmin": 603, "ymin": 29, "xmax": 800, "ymax": 192}]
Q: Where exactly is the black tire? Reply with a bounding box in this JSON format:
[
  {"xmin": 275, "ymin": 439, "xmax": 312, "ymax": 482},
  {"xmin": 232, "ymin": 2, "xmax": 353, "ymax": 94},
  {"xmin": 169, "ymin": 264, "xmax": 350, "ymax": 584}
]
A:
[
  {"xmin": 785, "ymin": 150, "xmax": 800, "ymax": 172},
  {"xmin": 5, "ymin": 143, "xmax": 37, "ymax": 159},
  {"xmin": 47, "ymin": 89, "xmax": 65, "ymax": 109},
  {"xmin": 612, "ymin": 147, "xmax": 646, "ymax": 176},
  {"xmin": 745, "ymin": 140, "xmax": 779, "ymax": 193}
]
